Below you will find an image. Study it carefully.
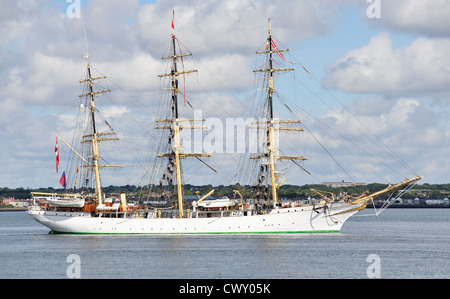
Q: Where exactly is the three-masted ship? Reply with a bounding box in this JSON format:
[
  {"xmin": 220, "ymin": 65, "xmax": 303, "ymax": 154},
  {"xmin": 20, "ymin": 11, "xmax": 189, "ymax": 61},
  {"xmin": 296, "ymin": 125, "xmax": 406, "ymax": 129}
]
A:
[{"xmin": 28, "ymin": 18, "xmax": 421, "ymax": 234}]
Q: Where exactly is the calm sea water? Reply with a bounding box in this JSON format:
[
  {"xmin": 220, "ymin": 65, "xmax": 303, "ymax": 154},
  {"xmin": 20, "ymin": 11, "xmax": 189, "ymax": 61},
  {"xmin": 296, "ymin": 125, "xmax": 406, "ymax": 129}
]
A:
[{"xmin": 0, "ymin": 209, "xmax": 449, "ymax": 279}]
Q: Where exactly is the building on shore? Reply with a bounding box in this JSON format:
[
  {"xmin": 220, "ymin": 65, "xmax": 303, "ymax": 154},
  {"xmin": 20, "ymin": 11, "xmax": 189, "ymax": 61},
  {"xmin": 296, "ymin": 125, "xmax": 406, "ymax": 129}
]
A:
[
  {"xmin": 1, "ymin": 197, "xmax": 29, "ymax": 208},
  {"xmin": 320, "ymin": 181, "xmax": 367, "ymax": 188}
]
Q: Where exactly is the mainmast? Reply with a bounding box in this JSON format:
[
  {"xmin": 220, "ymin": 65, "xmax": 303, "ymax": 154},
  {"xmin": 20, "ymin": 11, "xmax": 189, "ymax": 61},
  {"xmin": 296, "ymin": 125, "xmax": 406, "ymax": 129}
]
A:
[
  {"xmin": 252, "ymin": 18, "xmax": 307, "ymax": 207},
  {"xmin": 78, "ymin": 51, "xmax": 122, "ymax": 205},
  {"xmin": 267, "ymin": 18, "xmax": 274, "ymax": 119},
  {"xmin": 157, "ymin": 16, "xmax": 210, "ymax": 218}
]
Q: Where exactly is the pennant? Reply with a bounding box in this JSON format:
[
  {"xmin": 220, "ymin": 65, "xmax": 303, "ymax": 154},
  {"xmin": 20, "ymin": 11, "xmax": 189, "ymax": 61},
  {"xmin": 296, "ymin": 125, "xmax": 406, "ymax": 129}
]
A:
[
  {"xmin": 59, "ymin": 171, "xmax": 67, "ymax": 189},
  {"xmin": 271, "ymin": 39, "xmax": 292, "ymax": 63},
  {"xmin": 300, "ymin": 63, "xmax": 311, "ymax": 79},
  {"xmin": 55, "ymin": 137, "xmax": 60, "ymax": 173},
  {"xmin": 270, "ymin": 38, "xmax": 311, "ymax": 78},
  {"xmin": 74, "ymin": 167, "xmax": 79, "ymax": 191},
  {"xmin": 171, "ymin": 10, "xmax": 175, "ymax": 33}
]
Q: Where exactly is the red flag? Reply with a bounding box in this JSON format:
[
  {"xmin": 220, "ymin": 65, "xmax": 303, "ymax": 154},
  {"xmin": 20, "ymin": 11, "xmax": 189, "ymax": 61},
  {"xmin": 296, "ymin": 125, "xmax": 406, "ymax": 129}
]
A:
[
  {"xmin": 55, "ymin": 137, "xmax": 59, "ymax": 173},
  {"xmin": 171, "ymin": 10, "xmax": 175, "ymax": 32},
  {"xmin": 59, "ymin": 171, "xmax": 67, "ymax": 189}
]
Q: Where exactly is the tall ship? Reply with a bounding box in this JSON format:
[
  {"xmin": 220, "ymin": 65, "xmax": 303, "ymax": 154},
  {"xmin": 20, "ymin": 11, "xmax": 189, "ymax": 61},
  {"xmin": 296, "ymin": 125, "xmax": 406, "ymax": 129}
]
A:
[{"xmin": 28, "ymin": 18, "xmax": 421, "ymax": 234}]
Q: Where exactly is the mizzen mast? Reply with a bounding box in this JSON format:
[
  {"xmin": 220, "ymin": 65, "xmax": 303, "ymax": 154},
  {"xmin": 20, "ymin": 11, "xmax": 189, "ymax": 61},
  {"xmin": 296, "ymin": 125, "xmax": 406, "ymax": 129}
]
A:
[{"xmin": 252, "ymin": 18, "xmax": 307, "ymax": 207}]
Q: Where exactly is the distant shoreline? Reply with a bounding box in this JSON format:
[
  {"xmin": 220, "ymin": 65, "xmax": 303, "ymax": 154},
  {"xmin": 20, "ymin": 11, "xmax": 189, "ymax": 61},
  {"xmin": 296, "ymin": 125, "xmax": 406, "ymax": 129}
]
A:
[
  {"xmin": 0, "ymin": 208, "xmax": 27, "ymax": 212},
  {"xmin": 1, "ymin": 205, "xmax": 449, "ymax": 213},
  {"xmin": 369, "ymin": 203, "xmax": 450, "ymax": 209}
]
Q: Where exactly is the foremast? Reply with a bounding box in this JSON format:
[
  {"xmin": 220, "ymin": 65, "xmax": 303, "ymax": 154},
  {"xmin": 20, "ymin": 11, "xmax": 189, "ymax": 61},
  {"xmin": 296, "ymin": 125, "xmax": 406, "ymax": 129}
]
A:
[
  {"xmin": 157, "ymin": 23, "xmax": 210, "ymax": 218},
  {"xmin": 78, "ymin": 51, "xmax": 122, "ymax": 205},
  {"xmin": 252, "ymin": 18, "xmax": 307, "ymax": 207}
]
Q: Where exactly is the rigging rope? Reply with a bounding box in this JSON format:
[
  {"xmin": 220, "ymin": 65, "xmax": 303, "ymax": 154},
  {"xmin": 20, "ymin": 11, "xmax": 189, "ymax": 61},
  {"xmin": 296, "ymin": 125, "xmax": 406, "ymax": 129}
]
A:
[
  {"xmin": 277, "ymin": 93, "xmax": 398, "ymax": 183},
  {"xmin": 285, "ymin": 57, "xmax": 415, "ymax": 177},
  {"xmin": 267, "ymin": 36, "xmax": 415, "ymax": 179}
]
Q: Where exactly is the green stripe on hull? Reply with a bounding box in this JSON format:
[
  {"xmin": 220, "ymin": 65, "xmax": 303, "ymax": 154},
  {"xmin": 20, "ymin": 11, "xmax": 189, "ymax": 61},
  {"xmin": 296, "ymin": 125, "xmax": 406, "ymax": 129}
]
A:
[{"xmin": 49, "ymin": 230, "xmax": 340, "ymax": 235}]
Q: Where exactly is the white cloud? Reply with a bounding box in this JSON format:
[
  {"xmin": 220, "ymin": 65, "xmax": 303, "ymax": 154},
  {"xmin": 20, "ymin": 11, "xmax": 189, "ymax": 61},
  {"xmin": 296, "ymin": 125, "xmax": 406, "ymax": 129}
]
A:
[
  {"xmin": 100, "ymin": 105, "xmax": 130, "ymax": 118},
  {"xmin": 325, "ymin": 33, "xmax": 450, "ymax": 98},
  {"xmin": 293, "ymin": 96, "xmax": 450, "ymax": 184},
  {"xmin": 2, "ymin": 53, "xmax": 82, "ymax": 106},
  {"xmin": 1, "ymin": 0, "xmax": 448, "ymax": 188},
  {"xmin": 135, "ymin": 0, "xmax": 343, "ymax": 58},
  {"xmin": 377, "ymin": 0, "xmax": 450, "ymax": 36},
  {"xmin": 323, "ymin": 98, "xmax": 420, "ymax": 141}
]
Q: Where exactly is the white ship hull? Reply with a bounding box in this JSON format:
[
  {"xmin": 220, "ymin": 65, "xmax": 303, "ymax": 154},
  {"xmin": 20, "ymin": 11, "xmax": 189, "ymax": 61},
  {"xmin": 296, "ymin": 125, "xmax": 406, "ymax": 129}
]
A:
[{"xmin": 28, "ymin": 202, "xmax": 361, "ymax": 234}]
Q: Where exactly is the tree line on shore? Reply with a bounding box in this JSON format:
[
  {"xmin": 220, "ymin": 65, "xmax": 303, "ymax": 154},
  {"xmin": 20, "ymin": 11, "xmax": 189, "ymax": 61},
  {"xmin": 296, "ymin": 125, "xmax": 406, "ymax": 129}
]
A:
[{"xmin": 1, "ymin": 183, "xmax": 449, "ymax": 200}]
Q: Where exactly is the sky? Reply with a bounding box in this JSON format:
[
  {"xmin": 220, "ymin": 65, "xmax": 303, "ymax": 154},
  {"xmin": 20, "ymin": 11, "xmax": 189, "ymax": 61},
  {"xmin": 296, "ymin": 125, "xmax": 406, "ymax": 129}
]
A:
[{"xmin": 1, "ymin": 0, "xmax": 449, "ymax": 189}]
